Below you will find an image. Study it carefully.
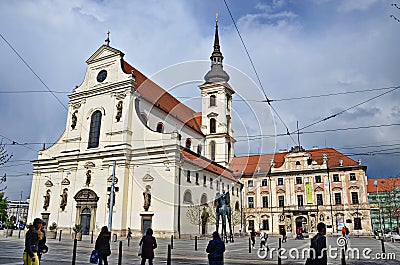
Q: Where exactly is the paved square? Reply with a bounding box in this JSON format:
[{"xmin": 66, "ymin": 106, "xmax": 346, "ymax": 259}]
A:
[{"xmin": 1, "ymin": 232, "xmax": 399, "ymax": 264}]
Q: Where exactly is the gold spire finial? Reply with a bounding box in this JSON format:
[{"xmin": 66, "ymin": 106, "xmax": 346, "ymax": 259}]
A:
[
  {"xmin": 216, "ymin": 12, "xmax": 219, "ymax": 23},
  {"xmin": 105, "ymin": 31, "xmax": 110, "ymax": 46}
]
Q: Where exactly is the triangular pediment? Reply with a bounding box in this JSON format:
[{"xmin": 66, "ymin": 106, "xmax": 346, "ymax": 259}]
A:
[
  {"xmin": 207, "ymin": 112, "xmax": 219, "ymax": 118},
  {"xmin": 314, "ymin": 186, "xmax": 324, "ymax": 192},
  {"xmin": 143, "ymin": 174, "xmax": 154, "ymax": 182},
  {"xmin": 86, "ymin": 45, "xmax": 124, "ymax": 64},
  {"xmin": 61, "ymin": 178, "xmax": 70, "ymax": 185}
]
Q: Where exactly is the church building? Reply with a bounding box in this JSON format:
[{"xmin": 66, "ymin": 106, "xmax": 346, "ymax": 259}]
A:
[{"xmin": 28, "ymin": 20, "xmax": 242, "ymax": 238}]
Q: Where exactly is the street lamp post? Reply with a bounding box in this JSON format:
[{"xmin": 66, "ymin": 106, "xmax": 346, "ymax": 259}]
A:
[{"xmin": 374, "ymin": 180, "xmax": 384, "ymax": 236}]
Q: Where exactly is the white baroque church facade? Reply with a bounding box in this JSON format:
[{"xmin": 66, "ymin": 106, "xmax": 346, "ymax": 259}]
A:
[{"xmin": 28, "ymin": 21, "xmax": 242, "ymax": 238}]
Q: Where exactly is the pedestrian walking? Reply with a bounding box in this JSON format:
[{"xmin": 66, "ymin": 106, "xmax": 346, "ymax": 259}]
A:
[
  {"xmin": 280, "ymin": 227, "xmax": 287, "ymax": 243},
  {"xmin": 38, "ymin": 222, "xmax": 48, "ymax": 261},
  {"xmin": 259, "ymin": 230, "xmax": 269, "ymax": 250},
  {"xmin": 206, "ymin": 231, "xmax": 225, "ymax": 265},
  {"xmin": 139, "ymin": 228, "xmax": 157, "ymax": 265},
  {"xmin": 23, "ymin": 217, "xmax": 43, "ymax": 265},
  {"xmin": 250, "ymin": 228, "xmax": 256, "ymax": 248},
  {"xmin": 95, "ymin": 226, "xmax": 111, "ymax": 265},
  {"xmin": 305, "ymin": 222, "xmax": 327, "ymax": 265},
  {"xmin": 127, "ymin": 227, "xmax": 132, "ymax": 240}
]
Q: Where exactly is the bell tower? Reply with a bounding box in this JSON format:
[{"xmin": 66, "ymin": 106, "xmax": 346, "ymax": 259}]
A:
[{"xmin": 199, "ymin": 14, "xmax": 235, "ymax": 166}]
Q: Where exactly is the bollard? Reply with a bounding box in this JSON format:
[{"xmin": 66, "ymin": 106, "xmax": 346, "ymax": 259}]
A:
[
  {"xmin": 167, "ymin": 244, "xmax": 171, "ymax": 265},
  {"xmin": 278, "ymin": 238, "xmax": 282, "ymax": 265},
  {"xmin": 341, "ymin": 248, "xmax": 346, "ymax": 265},
  {"xmin": 195, "ymin": 236, "xmax": 198, "ymax": 251},
  {"xmin": 128, "ymin": 236, "xmax": 130, "ymax": 247},
  {"xmin": 249, "ymin": 237, "xmax": 251, "ymax": 253},
  {"xmin": 91, "ymin": 231, "xmax": 94, "ymax": 244},
  {"xmin": 18, "ymin": 229, "xmax": 21, "ymax": 239},
  {"xmin": 72, "ymin": 238, "xmax": 77, "ymax": 265},
  {"xmin": 381, "ymin": 238, "xmax": 385, "ymax": 253},
  {"xmin": 113, "ymin": 233, "xmax": 117, "ymax": 242},
  {"xmin": 171, "ymin": 235, "xmax": 174, "ymax": 249},
  {"xmin": 118, "ymin": 241, "xmax": 122, "ymax": 265},
  {"xmin": 59, "ymin": 230, "xmax": 62, "ymax": 241}
]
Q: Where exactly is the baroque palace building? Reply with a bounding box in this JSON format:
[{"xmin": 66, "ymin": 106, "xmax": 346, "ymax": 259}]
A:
[
  {"xmin": 28, "ymin": 20, "xmax": 241, "ymax": 238},
  {"xmin": 230, "ymin": 146, "xmax": 373, "ymax": 236}
]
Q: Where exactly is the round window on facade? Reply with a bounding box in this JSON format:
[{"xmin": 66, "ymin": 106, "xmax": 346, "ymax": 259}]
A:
[{"xmin": 97, "ymin": 70, "xmax": 107, "ymax": 82}]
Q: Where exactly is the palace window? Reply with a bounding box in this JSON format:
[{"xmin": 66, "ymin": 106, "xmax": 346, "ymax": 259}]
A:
[
  {"xmin": 262, "ymin": 219, "xmax": 269, "ymax": 230},
  {"xmin": 296, "ymin": 177, "xmax": 302, "ymax": 185},
  {"xmin": 333, "ymin": 174, "xmax": 340, "ymax": 182},
  {"xmin": 315, "ymin": 175, "xmax": 322, "ymax": 183},
  {"xmin": 195, "ymin": 173, "xmax": 199, "ymax": 185},
  {"xmin": 248, "ymin": 197, "xmax": 254, "ymax": 208},
  {"xmin": 262, "ymin": 179, "xmax": 268, "ymax": 186},
  {"xmin": 278, "ymin": 196, "xmax": 285, "ymax": 207},
  {"xmin": 354, "ymin": 217, "xmax": 362, "ymax": 230},
  {"xmin": 317, "ymin": 194, "xmax": 323, "ymax": 205},
  {"xmin": 262, "ymin": 196, "xmax": 268, "ymax": 208},
  {"xmin": 350, "ymin": 173, "xmax": 356, "ymax": 181},
  {"xmin": 216, "ymin": 180, "xmax": 220, "ymax": 190},
  {"xmin": 88, "ymin": 110, "xmax": 102, "ymax": 148},
  {"xmin": 140, "ymin": 112, "xmax": 148, "ymax": 125},
  {"xmin": 248, "ymin": 220, "xmax": 255, "ymax": 231},
  {"xmin": 351, "ymin": 192, "xmax": 359, "ymax": 204},
  {"xmin": 201, "ymin": 193, "xmax": 207, "ymax": 205},
  {"xmin": 197, "ymin": 144, "xmax": 202, "ymax": 155},
  {"xmin": 210, "ymin": 118, "xmax": 216, "ymax": 133},
  {"xmin": 210, "ymin": 178, "xmax": 213, "ymax": 189},
  {"xmin": 203, "ymin": 175, "xmax": 207, "ymax": 186},
  {"xmin": 248, "ymin": 180, "xmax": 254, "ymax": 187},
  {"xmin": 334, "ymin": 193, "xmax": 342, "ymax": 205},
  {"xmin": 297, "ymin": 195, "xmax": 304, "ymax": 207},
  {"xmin": 278, "ymin": 178, "xmax": 283, "ymax": 186}
]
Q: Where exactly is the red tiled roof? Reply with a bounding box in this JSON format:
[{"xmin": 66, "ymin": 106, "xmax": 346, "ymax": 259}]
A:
[
  {"xmin": 122, "ymin": 61, "xmax": 202, "ymax": 134},
  {"xmin": 181, "ymin": 150, "xmax": 237, "ymax": 182},
  {"xmin": 367, "ymin": 178, "xmax": 400, "ymax": 193},
  {"xmin": 230, "ymin": 148, "xmax": 360, "ymax": 176}
]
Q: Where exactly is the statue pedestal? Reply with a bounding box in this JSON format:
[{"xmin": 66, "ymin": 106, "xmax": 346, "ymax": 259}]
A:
[{"xmin": 140, "ymin": 212, "xmax": 154, "ymax": 236}]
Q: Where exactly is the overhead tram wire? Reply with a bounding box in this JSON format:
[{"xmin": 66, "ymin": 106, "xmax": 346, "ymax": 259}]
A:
[
  {"xmin": 0, "ymin": 32, "xmax": 68, "ymax": 112},
  {"xmin": 223, "ymin": 0, "xmax": 297, "ymax": 145},
  {"xmin": 290, "ymin": 85, "xmax": 400, "ymax": 135}
]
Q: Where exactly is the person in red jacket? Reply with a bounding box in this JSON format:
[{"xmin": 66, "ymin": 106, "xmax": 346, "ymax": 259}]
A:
[{"xmin": 139, "ymin": 228, "xmax": 157, "ymax": 265}]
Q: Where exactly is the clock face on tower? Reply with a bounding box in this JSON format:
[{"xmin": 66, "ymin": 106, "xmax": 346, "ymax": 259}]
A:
[{"xmin": 97, "ymin": 70, "xmax": 107, "ymax": 82}]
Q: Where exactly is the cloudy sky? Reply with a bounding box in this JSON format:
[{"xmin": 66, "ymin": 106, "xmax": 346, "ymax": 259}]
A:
[{"xmin": 0, "ymin": 0, "xmax": 399, "ymax": 200}]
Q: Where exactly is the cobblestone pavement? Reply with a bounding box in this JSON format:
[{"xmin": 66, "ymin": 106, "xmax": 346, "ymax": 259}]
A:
[{"xmin": 1, "ymin": 232, "xmax": 399, "ymax": 264}]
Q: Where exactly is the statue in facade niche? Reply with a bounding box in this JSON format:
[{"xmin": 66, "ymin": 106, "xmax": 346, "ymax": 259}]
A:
[
  {"xmin": 86, "ymin": 170, "xmax": 91, "ymax": 186},
  {"xmin": 43, "ymin": 189, "xmax": 50, "ymax": 211},
  {"xmin": 115, "ymin": 101, "xmax": 123, "ymax": 122},
  {"xmin": 143, "ymin": 186, "xmax": 151, "ymax": 211},
  {"xmin": 71, "ymin": 110, "xmax": 78, "ymax": 129},
  {"xmin": 60, "ymin": 188, "xmax": 68, "ymax": 211},
  {"xmin": 201, "ymin": 206, "xmax": 210, "ymax": 235}
]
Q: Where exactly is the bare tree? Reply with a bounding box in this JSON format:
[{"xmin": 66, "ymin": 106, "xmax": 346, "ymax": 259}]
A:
[
  {"xmin": 0, "ymin": 141, "xmax": 12, "ymax": 192},
  {"xmin": 185, "ymin": 203, "xmax": 203, "ymax": 234}
]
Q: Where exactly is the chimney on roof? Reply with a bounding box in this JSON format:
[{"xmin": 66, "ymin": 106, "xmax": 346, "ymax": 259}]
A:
[
  {"xmin": 312, "ymin": 146, "xmax": 318, "ymax": 150},
  {"xmin": 257, "ymin": 167, "xmax": 260, "ymax": 173},
  {"xmin": 358, "ymin": 159, "xmax": 362, "ymax": 165},
  {"xmin": 322, "ymin": 153, "xmax": 328, "ymax": 164},
  {"xmin": 270, "ymin": 158, "xmax": 275, "ymax": 168},
  {"xmin": 339, "ymin": 159, "xmax": 343, "ymax": 166}
]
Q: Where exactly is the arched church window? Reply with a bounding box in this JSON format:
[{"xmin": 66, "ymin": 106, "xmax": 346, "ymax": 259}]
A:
[
  {"xmin": 88, "ymin": 110, "xmax": 102, "ymax": 148},
  {"xmin": 197, "ymin": 144, "xmax": 202, "ymax": 155},
  {"xmin": 210, "ymin": 95, "xmax": 216, "ymax": 107},
  {"xmin": 210, "ymin": 141, "xmax": 216, "ymax": 161},
  {"xmin": 156, "ymin": 122, "xmax": 164, "ymax": 133},
  {"xmin": 185, "ymin": 138, "xmax": 191, "ymax": 149},
  {"xmin": 140, "ymin": 112, "xmax": 148, "ymax": 125},
  {"xmin": 183, "ymin": 190, "xmax": 193, "ymax": 204},
  {"xmin": 201, "ymin": 193, "xmax": 208, "ymax": 205},
  {"xmin": 210, "ymin": 118, "xmax": 216, "ymax": 133},
  {"xmin": 235, "ymin": 201, "xmax": 240, "ymax": 211},
  {"xmin": 228, "ymin": 142, "xmax": 231, "ymax": 162}
]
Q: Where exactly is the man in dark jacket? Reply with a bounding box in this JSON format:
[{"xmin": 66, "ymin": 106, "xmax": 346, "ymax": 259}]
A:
[
  {"xmin": 139, "ymin": 228, "xmax": 157, "ymax": 265},
  {"xmin": 206, "ymin": 231, "xmax": 225, "ymax": 265},
  {"xmin": 306, "ymin": 222, "xmax": 327, "ymax": 265}
]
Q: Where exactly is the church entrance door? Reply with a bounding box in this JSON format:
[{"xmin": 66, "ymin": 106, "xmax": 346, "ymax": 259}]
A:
[{"xmin": 81, "ymin": 208, "xmax": 91, "ymax": 235}]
